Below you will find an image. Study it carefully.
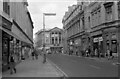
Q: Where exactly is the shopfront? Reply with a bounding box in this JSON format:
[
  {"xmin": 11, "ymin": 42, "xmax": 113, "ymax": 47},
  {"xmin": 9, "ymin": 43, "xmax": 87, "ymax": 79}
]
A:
[
  {"xmin": 111, "ymin": 34, "xmax": 118, "ymax": 57},
  {"xmin": 93, "ymin": 35, "xmax": 103, "ymax": 56},
  {"xmin": 1, "ymin": 27, "xmax": 23, "ymax": 72},
  {"xmin": 1, "ymin": 16, "xmax": 12, "ymax": 71},
  {"xmin": 1, "ymin": 17, "xmax": 33, "ymax": 72}
]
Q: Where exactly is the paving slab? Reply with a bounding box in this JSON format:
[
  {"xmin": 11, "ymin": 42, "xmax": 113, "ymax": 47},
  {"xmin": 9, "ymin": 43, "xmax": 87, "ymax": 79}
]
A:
[{"xmin": 2, "ymin": 55, "xmax": 63, "ymax": 77}]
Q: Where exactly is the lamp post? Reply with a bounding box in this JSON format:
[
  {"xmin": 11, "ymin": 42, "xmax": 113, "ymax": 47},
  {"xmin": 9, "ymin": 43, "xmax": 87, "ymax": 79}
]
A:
[{"xmin": 43, "ymin": 13, "xmax": 56, "ymax": 63}]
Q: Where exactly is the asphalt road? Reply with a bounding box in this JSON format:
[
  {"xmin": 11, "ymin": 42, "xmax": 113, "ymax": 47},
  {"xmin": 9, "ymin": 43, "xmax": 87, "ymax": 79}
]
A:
[{"xmin": 47, "ymin": 53, "xmax": 118, "ymax": 77}]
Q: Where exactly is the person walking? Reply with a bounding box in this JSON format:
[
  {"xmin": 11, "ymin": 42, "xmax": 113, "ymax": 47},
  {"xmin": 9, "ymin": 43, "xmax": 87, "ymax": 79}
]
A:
[
  {"xmin": 95, "ymin": 48, "xmax": 97, "ymax": 57},
  {"xmin": 31, "ymin": 49, "xmax": 35, "ymax": 60},
  {"xmin": 34, "ymin": 49, "xmax": 38, "ymax": 60},
  {"xmin": 107, "ymin": 49, "xmax": 110, "ymax": 60},
  {"xmin": 110, "ymin": 50, "xmax": 113, "ymax": 59},
  {"xmin": 9, "ymin": 54, "xmax": 16, "ymax": 74}
]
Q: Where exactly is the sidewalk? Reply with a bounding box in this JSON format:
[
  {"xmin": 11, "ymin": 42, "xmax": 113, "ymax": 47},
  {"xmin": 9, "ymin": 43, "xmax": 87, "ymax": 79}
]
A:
[{"xmin": 2, "ymin": 55, "xmax": 63, "ymax": 77}]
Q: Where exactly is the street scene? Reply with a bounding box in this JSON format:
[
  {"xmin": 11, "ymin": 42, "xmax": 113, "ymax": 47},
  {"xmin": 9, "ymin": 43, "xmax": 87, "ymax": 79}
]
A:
[{"xmin": 0, "ymin": 0, "xmax": 120, "ymax": 79}]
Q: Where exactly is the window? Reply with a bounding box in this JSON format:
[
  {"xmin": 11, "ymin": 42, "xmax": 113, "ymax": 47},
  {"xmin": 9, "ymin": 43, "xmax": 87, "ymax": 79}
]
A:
[
  {"xmin": 52, "ymin": 37, "xmax": 54, "ymax": 44},
  {"xmin": 118, "ymin": 2, "xmax": 120, "ymax": 19},
  {"xmin": 55, "ymin": 37, "xmax": 57, "ymax": 44},
  {"xmin": 88, "ymin": 16, "xmax": 90, "ymax": 28},
  {"xmin": 98, "ymin": 10, "xmax": 101, "ymax": 25},
  {"xmin": 91, "ymin": 13, "xmax": 95, "ymax": 27},
  {"xmin": 82, "ymin": 16, "xmax": 85, "ymax": 30},
  {"xmin": 105, "ymin": 6, "xmax": 113, "ymax": 22},
  {"xmin": 3, "ymin": 1, "xmax": 10, "ymax": 15}
]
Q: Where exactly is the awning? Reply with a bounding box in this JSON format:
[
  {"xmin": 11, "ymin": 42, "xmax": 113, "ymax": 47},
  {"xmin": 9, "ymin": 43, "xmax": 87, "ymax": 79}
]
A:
[{"xmin": 0, "ymin": 26, "xmax": 32, "ymax": 46}]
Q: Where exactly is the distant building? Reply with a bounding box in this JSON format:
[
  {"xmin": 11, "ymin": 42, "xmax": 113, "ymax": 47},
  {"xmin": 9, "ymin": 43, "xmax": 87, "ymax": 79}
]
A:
[
  {"xmin": 35, "ymin": 27, "xmax": 63, "ymax": 53},
  {"xmin": 0, "ymin": 0, "xmax": 34, "ymax": 72}
]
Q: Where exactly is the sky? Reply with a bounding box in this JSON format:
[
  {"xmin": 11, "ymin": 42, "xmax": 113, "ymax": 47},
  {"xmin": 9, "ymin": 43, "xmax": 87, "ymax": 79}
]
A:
[{"xmin": 27, "ymin": 0, "xmax": 77, "ymax": 38}]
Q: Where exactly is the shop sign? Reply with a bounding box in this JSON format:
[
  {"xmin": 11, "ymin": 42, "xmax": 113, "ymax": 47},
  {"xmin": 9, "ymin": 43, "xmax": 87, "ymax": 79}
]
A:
[
  {"xmin": 93, "ymin": 38, "xmax": 99, "ymax": 43},
  {"xmin": 99, "ymin": 37, "xmax": 103, "ymax": 41},
  {"xmin": 94, "ymin": 37, "xmax": 103, "ymax": 42}
]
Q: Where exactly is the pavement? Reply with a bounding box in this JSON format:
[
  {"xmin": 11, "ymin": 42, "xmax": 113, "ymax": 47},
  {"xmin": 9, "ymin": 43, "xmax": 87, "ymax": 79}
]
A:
[{"xmin": 2, "ymin": 55, "xmax": 64, "ymax": 77}]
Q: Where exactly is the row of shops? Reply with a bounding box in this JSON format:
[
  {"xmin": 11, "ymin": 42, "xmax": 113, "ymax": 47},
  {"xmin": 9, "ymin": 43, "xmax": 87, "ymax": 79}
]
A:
[
  {"xmin": 67, "ymin": 23, "xmax": 119, "ymax": 57},
  {"xmin": 1, "ymin": 15, "xmax": 33, "ymax": 72}
]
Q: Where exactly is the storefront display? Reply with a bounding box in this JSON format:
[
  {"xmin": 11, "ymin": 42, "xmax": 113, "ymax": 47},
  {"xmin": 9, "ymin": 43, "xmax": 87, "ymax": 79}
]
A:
[{"xmin": 93, "ymin": 36, "xmax": 103, "ymax": 56}]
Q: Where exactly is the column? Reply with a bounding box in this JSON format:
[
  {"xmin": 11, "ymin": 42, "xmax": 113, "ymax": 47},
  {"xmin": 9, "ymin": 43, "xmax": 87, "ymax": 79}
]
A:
[
  {"xmin": 57, "ymin": 33, "xmax": 59, "ymax": 44},
  {"xmin": 50, "ymin": 33, "xmax": 52, "ymax": 45},
  {"xmin": 61, "ymin": 34, "xmax": 62, "ymax": 44}
]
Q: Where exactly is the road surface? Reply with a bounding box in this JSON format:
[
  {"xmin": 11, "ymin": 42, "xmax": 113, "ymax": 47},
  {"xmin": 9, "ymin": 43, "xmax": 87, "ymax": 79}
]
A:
[{"xmin": 47, "ymin": 53, "xmax": 118, "ymax": 77}]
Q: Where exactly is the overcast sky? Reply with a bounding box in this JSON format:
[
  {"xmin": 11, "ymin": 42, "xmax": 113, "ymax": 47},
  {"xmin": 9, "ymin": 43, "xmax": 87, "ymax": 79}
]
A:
[{"xmin": 27, "ymin": 0, "xmax": 77, "ymax": 38}]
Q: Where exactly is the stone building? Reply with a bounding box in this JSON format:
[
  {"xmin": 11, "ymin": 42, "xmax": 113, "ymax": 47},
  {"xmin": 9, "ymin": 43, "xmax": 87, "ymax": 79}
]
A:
[
  {"xmin": 35, "ymin": 27, "xmax": 63, "ymax": 54},
  {"xmin": 0, "ymin": 0, "xmax": 34, "ymax": 72},
  {"xmin": 62, "ymin": 1, "xmax": 119, "ymax": 57}
]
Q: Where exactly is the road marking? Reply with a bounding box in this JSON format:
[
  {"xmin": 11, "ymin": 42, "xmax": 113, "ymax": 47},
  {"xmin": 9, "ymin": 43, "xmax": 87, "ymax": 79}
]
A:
[
  {"xmin": 89, "ymin": 65, "xmax": 100, "ymax": 69},
  {"xmin": 46, "ymin": 58, "xmax": 68, "ymax": 77}
]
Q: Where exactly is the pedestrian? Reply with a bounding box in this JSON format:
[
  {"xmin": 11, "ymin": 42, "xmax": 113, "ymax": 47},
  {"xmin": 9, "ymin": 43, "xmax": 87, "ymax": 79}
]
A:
[
  {"xmin": 31, "ymin": 50, "xmax": 35, "ymax": 60},
  {"xmin": 86, "ymin": 49, "xmax": 89, "ymax": 57},
  {"xmin": 110, "ymin": 50, "xmax": 113, "ymax": 59},
  {"xmin": 34, "ymin": 49, "xmax": 38, "ymax": 60},
  {"xmin": 107, "ymin": 49, "xmax": 110, "ymax": 59},
  {"xmin": 88, "ymin": 47, "xmax": 91, "ymax": 57},
  {"xmin": 9, "ymin": 54, "xmax": 16, "ymax": 74},
  {"xmin": 95, "ymin": 49, "xmax": 97, "ymax": 57}
]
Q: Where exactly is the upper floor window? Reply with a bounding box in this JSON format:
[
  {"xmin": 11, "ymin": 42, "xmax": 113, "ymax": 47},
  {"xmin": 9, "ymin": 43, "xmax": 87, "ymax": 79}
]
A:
[
  {"xmin": 105, "ymin": 6, "xmax": 112, "ymax": 21},
  {"xmin": 81, "ymin": 16, "xmax": 85, "ymax": 30},
  {"xmin": 3, "ymin": 1, "xmax": 10, "ymax": 15},
  {"xmin": 88, "ymin": 16, "xmax": 91, "ymax": 28},
  {"xmin": 118, "ymin": 1, "xmax": 120, "ymax": 19},
  {"xmin": 52, "ymin": 37, "xmax": 54, "ymax": 44},
  {"xmin": 104, "ymin": 2, "xmax": 113, "ymax": 22}
]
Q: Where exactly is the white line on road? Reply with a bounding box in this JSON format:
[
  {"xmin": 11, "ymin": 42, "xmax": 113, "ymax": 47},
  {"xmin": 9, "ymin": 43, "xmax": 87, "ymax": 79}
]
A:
[
  {"xmin": 89, "ymin": 65, "xmax": 101, "ymax": 69},
  {"xmin": 47, "ymin": 58, "xmax": 68, "ymax": 77}
]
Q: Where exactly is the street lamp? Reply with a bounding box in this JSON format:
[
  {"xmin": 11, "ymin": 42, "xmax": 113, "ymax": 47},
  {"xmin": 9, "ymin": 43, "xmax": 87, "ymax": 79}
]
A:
[{"xmin": 43, "ymin": 13, "xmax": 56, "ymax": 63}]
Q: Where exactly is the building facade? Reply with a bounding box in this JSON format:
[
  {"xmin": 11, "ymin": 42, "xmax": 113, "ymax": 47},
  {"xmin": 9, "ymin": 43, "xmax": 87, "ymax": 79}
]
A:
[
  {"xmin": 0, "ymin": 0, "xmax": 34, "ymax": 72},
  {"xmin": 62, "ymin": 1, "xmax": 119, "ymax": 57},
  {"xmin": 35, "ymin": 27, "xmax": 63, "ymax": 53}
]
